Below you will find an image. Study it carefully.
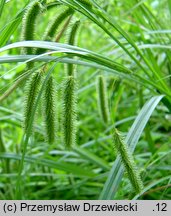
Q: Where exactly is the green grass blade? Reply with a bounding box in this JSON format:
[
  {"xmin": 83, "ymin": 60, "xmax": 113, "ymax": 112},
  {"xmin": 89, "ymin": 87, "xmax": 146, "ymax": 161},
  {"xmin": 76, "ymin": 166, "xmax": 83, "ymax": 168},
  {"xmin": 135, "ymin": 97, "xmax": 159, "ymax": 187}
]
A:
[
  {"xmin": 0, "ymin": 128, "xmax": 5, "ymax": 152},
  {"xmin": 133, "ymin": 176, "xmax": 171, "ymax": 200},
  {"xmin": 0, "ymin": 10, "xmax": 23, "ymax": 47},
  {"xmin": 0, "ymin": 0, "xmax": 5, "ymax": 18},
  {"xmin": 0, "ymin": 41, "xmax": 132, "ymax": 74},
  {"xmin": 99, "ymin": 95, "xmax": 164, "ymax": 200},
  {"xmin": 168, "ymin": 0, "xmax": 171, "ymax": 18},
  {"xmin": 0, "ymin": 153, "xmax": 95, "ymax": 178},
  {"xmin": 73, "ymin": 146, "xmax": 109, "ymax": 170},
  {"xmin": 0, "ymin": 41, "xmax": 166, "ymax": 94}
]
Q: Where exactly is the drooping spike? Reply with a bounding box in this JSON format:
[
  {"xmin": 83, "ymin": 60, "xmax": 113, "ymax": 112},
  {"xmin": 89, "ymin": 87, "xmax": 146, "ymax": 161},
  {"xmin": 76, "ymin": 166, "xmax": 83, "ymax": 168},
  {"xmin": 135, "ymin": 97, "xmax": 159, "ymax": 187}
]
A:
[
  {"xmin": 62, "ymin": 76, "xmax": 77, "ymax": 149},
  {"xmin": 114, "ymin": 128, "xmax": 144, "ymax": 194},
  {"xmin": 42, "ymin": 76, "xmax": 56, "ymax": 144},
  {"xmin": 21, "ymin": 1, "xmax": 42, "ymax": 55},
  {"xmin": 23, "ymin": 71, "xmax": 42, "ymax": 135},
  {"xmin": 36, "ymin": 8, "xmax": 74, "ymax": 54}
]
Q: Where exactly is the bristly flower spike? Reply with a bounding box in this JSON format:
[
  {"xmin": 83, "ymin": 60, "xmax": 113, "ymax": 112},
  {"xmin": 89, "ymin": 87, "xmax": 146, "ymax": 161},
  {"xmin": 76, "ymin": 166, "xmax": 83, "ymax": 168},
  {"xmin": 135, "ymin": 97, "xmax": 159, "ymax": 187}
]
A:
[
  {"xmin": 43, "ymin": 8, "xmax": 74, "ymax": 40},
  {"xmin": 114, "ymin": 128, "xmax": 144, "ymax": 194},
  {"xmin": 23, "ymin": 71, "xmax": 42, "ymax": 135},
  {"xmin": 21, "ymin": 1, "xmax": 43, "ymax": 55},
  {"xmin": 62, "ymin": 76, "xmax": 77, "ymax": 149},
  {"xmin": 43, "ymin": 76, "xmax": 57, "ymax": 144}
]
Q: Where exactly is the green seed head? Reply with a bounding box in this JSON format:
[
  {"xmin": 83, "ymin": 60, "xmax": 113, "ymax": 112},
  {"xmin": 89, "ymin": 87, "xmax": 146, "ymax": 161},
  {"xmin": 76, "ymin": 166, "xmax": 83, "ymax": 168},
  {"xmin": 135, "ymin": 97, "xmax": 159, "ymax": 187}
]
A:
[
  {"xmin": 62, "ymin": 76, "xmax": 77, "ymax": 149},
  {"xmin": 42, "ymin": 76, "xmax": 57, "ymax": 144},
  {"xmin": 68, "ymin": 20, "xmax": 80, "ymax": 45},
  {"xmin": 23, "ymin": 71, "xmax": 42, "ymax": 135},
  {"xmin": 114, "ymin": 128, "xmax": 144, "ymax": 194},
  {"xmin": 43, "ymin": 8, "xmax": 74, "ymax": 40},
  {"xmin": 36, "ymin": 8, "xmax": 74, "ymax": 54},
  {"xmin": 21, "ymin": 1, "xmax": 43, "ymax": 55}
]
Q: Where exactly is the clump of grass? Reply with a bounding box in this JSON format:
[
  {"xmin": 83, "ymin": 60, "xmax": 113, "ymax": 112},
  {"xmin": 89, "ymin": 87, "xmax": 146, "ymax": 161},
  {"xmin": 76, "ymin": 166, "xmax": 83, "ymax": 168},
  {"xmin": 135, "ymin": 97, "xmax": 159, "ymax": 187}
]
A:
[
  {"xmin": 96, "ymin": 75, "xmax": 110, "ymax": 124},
  {"xmin": 62, "ymin": 76, "xmax": 77, "ymax": 149},
  {"xmin": 42, "ymin": 76, "xmax": 56, "ymax": 144},
  {"xmin": 113, "ymin": 128, "xmax": 143, "ymax": 194},
  {"xmin": 23, "ymin": 71, "xmax": 42, "ymax": 135}
]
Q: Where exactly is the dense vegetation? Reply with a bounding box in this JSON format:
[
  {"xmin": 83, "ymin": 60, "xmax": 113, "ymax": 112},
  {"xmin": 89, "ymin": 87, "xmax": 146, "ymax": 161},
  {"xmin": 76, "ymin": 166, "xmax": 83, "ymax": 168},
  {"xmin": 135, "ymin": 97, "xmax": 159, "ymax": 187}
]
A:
[{"xmin": 0, "ymin": 0, "xmax": 171, "ymax": 200}]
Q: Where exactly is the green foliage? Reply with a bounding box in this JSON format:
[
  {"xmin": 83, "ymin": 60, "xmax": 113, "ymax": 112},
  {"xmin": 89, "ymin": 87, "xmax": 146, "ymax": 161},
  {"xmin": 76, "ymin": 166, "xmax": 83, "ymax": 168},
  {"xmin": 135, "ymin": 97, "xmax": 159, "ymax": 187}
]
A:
[
  {"xmin": 77, "ymin": 0, "xmax": 92, "ymax": 7},
  {"xmin": 96, "ymin": 75, "xmax": 109, "ymax": 124},
  {"xmin": 0, "ymin": 129, "xmax": 5, "ymax": 152},
  {"xmin": 0, "ymin": 0, "xmax": 170, "ymax": 200},
  {"xmin": 0, "ymin": 0, "xmax": 5, "ymax": 18}
]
